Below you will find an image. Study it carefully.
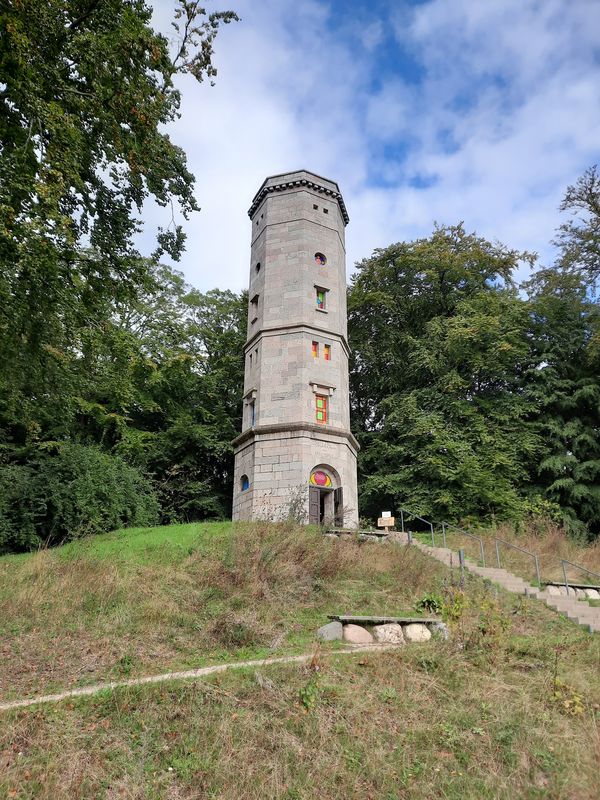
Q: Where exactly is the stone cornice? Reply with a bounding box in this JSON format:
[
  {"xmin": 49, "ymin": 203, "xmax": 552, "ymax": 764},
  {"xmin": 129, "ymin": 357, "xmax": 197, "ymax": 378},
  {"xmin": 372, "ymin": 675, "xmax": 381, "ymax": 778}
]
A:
[
  {"xmin": 248, "ymin": 171, "xmax": 349, "ymax": 225},
  {"xmin": 232, "ymin": 422, "xmax": 360, "ymax": 452},
  {"xmin": 244, "ymin": 323, "xmax": 351, "ymax": 358}
]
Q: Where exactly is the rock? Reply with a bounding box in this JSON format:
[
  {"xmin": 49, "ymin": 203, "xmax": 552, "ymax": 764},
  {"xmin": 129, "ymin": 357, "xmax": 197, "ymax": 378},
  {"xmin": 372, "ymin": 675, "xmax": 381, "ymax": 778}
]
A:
[
  {"xmin": 429, "ymin": 621, "xmax": 449, "ymax": 640},
  {"xmin": 584, "ymin": 588, "xmax": 600, "ymax": 600},
  {"xmin": 557, "ymin": 586, "xmax": 569, "ymax": 596},
  {"xmin": 546, "ymin": 585, "xmax": 562, "ymax": 596},
  {"xmin": 316, "ymin": 621, "xmax": 343, "ymax": 641},
  {"xmin": 373, "ymin": 623, "xmax": 405, "ymax": 644},
  {"xmin": 575, "ymin": 588, "xmax": 588, "ymax": 600},
  {"xmin": 342, "ymin": 624, "xmax": 373, "ymax": 644},
  {"xmin": 403, "ymin": 623, "xmax": 432, "ymax": 643}
]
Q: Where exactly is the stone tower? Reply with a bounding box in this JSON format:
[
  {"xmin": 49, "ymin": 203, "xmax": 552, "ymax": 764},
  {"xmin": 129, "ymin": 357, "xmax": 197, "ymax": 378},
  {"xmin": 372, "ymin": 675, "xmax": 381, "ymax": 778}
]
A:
[{"xmin": 232, "ymin": 170, "xmax": 359, "ymax": 527}]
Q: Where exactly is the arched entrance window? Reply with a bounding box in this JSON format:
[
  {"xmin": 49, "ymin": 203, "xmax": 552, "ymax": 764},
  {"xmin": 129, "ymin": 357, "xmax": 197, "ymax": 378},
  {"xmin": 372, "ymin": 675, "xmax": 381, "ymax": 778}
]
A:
[{"xmin": 308, "ymin": 466, "xmax": 343, "ymax": 527}]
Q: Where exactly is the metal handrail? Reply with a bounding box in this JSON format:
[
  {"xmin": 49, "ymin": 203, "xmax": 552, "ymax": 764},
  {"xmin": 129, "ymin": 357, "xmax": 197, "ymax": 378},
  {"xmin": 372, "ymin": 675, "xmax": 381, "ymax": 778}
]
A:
[
  {"xmin": 398, "ymin": 507, "xmax": 435, "ymax": 546},
  {"xmin": 561, "ymin": 559, "xmax": 600, "ymax": 596},
  {"xmin": 441, "ymin": 521, "xmax": 486, "ymax": 567},
  {"xmin": 494, "ymin": 536, "xmax": 541, "ymax": 587}
]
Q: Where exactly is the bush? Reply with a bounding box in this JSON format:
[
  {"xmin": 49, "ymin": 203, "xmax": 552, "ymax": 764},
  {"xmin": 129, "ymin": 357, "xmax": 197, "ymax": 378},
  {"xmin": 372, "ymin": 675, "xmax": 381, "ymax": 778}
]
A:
[{"xmin": 0, "ymin": 443, "xmax": 159, "ymax": 553}]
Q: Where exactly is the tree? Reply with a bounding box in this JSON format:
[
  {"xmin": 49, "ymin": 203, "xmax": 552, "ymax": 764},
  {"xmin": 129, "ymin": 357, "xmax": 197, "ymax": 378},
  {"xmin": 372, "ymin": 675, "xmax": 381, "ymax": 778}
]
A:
[
  {"xmin": 525, "ymin": 268, "xmax": 600, "ymax": 537},
  {"xmin": 554, "ymin": 165, "xmax": 600, "ymax": 289},
  {"xmin": 0, "ymin": 0, "xmax": 237, "ymax": 446},
  {"xmin": 348, "ymin": 225, "xmax": 538, "ymax": 523}
]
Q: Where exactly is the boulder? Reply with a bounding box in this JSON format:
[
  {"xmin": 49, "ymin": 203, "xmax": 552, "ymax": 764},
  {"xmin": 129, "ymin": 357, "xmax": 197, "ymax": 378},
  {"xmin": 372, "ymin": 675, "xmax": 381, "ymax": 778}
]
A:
[
  {"xmin": 429, "ymin": 621, "xmax": 450, "ymax": 640},
  {"xmin": 584, "ymin": 588, "xmax": 600, "ymax": 600},
  {"xmin": 403, "ymin": 623, "xmax": 432, "ymax": 643},
  {"xmin": 373, "ymin": 623, "xmax": 405, "ymax": 644},
  {"xmin": 575, "ymin": 588, "xmax": 587, "ymax": 600},
  {"xmin": 316, "ymin": 621, "xmax": 343, "ymax": 641},
  {"xmin": 342, "ymin": 624, "xmax": 373, "ymax": 644},
  {"xmin": 557, "ymin": 586, "xmax": 569, "ymax": 596},
  {"xmin": 546, "ymin": 585, "xmax": 562, "ymax": 596}
]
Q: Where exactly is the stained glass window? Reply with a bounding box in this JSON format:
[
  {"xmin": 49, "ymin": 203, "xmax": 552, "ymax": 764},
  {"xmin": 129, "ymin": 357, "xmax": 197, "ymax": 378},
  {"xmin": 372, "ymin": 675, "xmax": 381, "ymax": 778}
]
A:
[
  {"xmin": 314, "ymin": 252, "xmax": 327, "ymax": 266},
  {"xmin": 241, "ymin": 475, "xmax": 249, "ymax": 491},
  {"xmin": 310, "ymin": 470, "xmax": 332, "ymax": 487},
  {"xmin": 316, "ymin": 289, "xmax": 326, "ymax": 310},
  {"xmin": 315, "ymin": 394, "xmax": 328, "ymax": 424},
  {"xmin": 324, "ymin": 344, "xmax": 331, "ymax": 361}
]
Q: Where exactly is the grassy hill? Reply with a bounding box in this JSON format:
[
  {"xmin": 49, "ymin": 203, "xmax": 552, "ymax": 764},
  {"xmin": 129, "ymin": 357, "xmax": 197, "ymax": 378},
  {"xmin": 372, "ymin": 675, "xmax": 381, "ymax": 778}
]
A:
[{"xmin": 1, "ymin": 521, "xmax": 599, "ymax": 799}]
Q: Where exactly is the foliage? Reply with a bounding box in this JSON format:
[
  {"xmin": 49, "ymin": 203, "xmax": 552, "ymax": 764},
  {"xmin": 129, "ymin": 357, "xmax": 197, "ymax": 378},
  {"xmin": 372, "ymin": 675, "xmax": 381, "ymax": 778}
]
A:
[
  {"xmin": 414, "ymin": 592, "xmax": 443, "ymax": 614},
  {"xmin": 348, "ymin": 224, "xmax": 539, "ymax": 524},
  {"xmin": 554, "ymin": 164, "xmax": 600, "ymax": 289},
  {"xmin": 0, "ymin": 442, "xmax": 158, "ymax": 553}
]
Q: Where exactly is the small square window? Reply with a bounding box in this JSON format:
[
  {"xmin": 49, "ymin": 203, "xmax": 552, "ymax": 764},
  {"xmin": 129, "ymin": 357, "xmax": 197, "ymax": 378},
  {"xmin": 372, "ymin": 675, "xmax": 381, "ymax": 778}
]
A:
[
  {"xmin": 315, "ymin": 394, "xmax": 328, "ymax": 424},
  {"xmin": 324, "ymin": 344, "xmax": 331, "ymax": 361},
  {"xmin": 312, "ymin": 341, "xmax": 319, "ymax": 358},
  {"xmin": 323, "ymin": 208, "xmax": 329, "ymax": 214},
  {"xmin": 316, "ymin": 288, "xmax": 327, "ymax": 311},
  {"xmin": 313, "ymin": 204, "xmax": 318, "ymax": 210}
]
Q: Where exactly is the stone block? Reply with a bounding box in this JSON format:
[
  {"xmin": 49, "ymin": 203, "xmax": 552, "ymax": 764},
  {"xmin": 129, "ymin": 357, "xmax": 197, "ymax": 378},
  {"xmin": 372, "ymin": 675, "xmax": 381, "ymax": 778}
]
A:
[
  {"xmin": 373, "ymin": 623, "xmax": 405, "ymax": 644},
  {"xmin": 403, "ymin": 623, "xmax": 432, "ymax": 643},
  {"xmin": 342, "ymin": 624, "xmax": 373, "ymax": 644},
  {"xmin": 316, "ymin": 621, "xmax": 343, "ymax": 641}
]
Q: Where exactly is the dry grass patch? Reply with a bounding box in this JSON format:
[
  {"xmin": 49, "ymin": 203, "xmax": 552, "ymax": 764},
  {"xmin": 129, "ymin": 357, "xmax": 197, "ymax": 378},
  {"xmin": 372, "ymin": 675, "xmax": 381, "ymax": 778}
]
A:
[
  {"xmin": 0, "ymin": 522, "xmax": 446, "ymax": 701},
  {"xmin": 1, "ymin": 631, "xmax": 598, "ymax": 800}
]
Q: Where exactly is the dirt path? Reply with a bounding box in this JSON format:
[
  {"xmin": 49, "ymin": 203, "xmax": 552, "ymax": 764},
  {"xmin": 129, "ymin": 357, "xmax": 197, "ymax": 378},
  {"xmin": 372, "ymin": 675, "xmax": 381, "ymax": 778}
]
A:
[{"xmin": 1, "ymin": 645, "xmax": 397, "ymax": 713}]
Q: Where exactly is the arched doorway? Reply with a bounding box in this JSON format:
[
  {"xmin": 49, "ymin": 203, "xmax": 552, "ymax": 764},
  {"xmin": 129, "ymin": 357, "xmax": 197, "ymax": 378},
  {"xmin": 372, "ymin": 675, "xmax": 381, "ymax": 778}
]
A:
[{"xmin": 308, "ymin": 465, "xmax": 344, "ymax": 527}]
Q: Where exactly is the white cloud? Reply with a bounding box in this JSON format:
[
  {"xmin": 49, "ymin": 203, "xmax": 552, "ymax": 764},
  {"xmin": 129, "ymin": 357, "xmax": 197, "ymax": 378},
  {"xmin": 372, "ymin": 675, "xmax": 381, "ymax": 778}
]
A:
[{"xmin": 142, "ymin": 0, "xmax": 600, "ymax": 291}]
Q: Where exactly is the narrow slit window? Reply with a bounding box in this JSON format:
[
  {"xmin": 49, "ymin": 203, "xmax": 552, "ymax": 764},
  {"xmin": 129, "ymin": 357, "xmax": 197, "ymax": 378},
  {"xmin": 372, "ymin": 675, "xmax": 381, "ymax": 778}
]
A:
[
  {"xmin": 241, "ymin": 475, "xmax": 249, "ymax": 491},
  {"xmin": 324, "ymin": 344, "xmax": 331, "ymax": 361},
  {"xmin": 316, "ymin": 288, "xmax": 327, "ymax": 311},
  {"xmin": 315, "ymin": 394, "xmax": 328, "ymax": 424},
  {"xmin": 312, "ymin": 341, "xmax": 319, "ymax": 358},
  {"xmin": 250, "ymin": 294, "xmax": 259, "ymax": 322},
  {"xmin": 250, "ymin": 400, "xmax": 256, "ymax": 427},
  {"xmin": 249, "ymin": 353, "xmax": 252, "ymax": 366}
]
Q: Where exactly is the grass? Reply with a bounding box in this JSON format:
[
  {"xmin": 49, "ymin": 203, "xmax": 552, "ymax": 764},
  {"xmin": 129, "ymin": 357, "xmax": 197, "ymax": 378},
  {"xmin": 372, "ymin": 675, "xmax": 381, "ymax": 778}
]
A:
[
  {"xmin": 0, "ymin": 521, "xmax": 447, "ymax": 702},
  {"xmin": 1, "ymin": 630, "xmax": 598, "ymax": 799},
  {"xmin": 1, "ymin": 520, "xmax": 599, "ymax": 798}
]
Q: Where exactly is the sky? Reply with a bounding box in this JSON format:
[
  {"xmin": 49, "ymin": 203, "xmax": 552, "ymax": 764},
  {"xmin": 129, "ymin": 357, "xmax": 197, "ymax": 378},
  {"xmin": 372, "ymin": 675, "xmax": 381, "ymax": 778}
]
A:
[{"xmin": 145, "ymin": 0, "xmax": 600, "ymax": 292}]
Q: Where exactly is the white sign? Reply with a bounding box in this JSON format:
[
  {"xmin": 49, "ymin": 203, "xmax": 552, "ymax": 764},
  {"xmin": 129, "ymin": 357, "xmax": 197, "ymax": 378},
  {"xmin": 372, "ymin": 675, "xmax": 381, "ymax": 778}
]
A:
[{"xmin": 381, "ymin": 511, "xmax": 392, "ymax": 519}]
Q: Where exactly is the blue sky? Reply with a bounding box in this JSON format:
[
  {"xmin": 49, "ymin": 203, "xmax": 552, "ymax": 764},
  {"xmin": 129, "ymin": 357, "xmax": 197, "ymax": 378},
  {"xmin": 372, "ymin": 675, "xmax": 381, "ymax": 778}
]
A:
[{"xmin": 147, "ymin": 0, "xmax": 600, "ymax": 291}]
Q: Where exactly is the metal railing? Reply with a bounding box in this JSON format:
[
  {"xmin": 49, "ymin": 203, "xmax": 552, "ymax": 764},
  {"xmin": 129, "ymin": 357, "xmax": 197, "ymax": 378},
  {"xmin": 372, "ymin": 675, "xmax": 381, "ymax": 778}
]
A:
[
  {"xmin": 398, "ymin": 507, "xmax": 435, "ymax": 547},
  {"xmin": 561, "ymin": 559, "xmax": 600, "ymax": 595},
  {"xmin": 494, "ymin": 536, "xmax": 541, "ymax": 587},
  {"xmin": 441, "ymin": 521, "xmax": 486, "ymax": 567}
]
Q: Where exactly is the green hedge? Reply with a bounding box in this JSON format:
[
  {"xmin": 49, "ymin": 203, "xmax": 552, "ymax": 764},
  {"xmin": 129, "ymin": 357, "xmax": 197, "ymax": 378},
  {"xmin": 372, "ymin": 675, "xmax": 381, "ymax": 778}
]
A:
[{"xmin": 0, "ymin": 443, "xmax": 159, "ymax": 553}]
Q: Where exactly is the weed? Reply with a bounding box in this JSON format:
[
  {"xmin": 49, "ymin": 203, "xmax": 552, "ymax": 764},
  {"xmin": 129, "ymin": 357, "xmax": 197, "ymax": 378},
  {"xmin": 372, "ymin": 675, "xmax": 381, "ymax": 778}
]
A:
[
  {"xmin": 415, "ymin": 591, "xmax": 443, "ymax": 614},
  {"xmin": 298, "ymin": 676, "xmax": 320, "ymax": 711}
]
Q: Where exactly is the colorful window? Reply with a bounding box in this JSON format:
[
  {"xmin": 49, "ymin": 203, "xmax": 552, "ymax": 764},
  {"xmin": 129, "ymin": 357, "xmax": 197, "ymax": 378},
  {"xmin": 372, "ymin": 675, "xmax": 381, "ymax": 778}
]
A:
[
  {"xmin": 324, "ymin": 344, "xmax": 331, "ymax": 361},
  {"xmin": 315, "ymin": 394, "xmax": 328, "ymax": 424},
  {"xmin": 314, "ymin": 252, "xmax": 327, "ymax": 266},
  {"xmin": 241, "ymin": 475, "xmax": 249, "ymax": 491},
  {"xmin": 312, "ymin": 341, "xmax": 319, "ymax": 358},
  {"xmin": 316, "ymin": 288, "xmax": 326, "ymax": 310},
  {"xmin": 310, "ymin": 470, "xmax": 332, "ymax": 488}
]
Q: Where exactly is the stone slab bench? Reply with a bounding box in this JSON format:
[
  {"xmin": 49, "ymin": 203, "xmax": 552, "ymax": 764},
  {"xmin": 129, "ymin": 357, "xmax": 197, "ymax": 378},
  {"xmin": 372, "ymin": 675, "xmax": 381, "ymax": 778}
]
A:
[{"xmin": 327, "ymin": 614, "xmax": 440, "ymax": 625}]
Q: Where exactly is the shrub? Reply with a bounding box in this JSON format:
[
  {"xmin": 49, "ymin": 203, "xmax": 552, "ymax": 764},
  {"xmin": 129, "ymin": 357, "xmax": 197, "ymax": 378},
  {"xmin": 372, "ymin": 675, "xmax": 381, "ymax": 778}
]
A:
[{"xmin": 0, "ymin": 443, "xmax": 159, "ymax": 553}]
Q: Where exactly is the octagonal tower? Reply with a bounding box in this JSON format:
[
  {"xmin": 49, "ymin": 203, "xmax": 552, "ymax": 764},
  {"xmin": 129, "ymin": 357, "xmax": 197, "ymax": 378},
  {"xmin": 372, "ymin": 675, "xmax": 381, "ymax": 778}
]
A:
[{"xmin": 232, "ymin": 170, "xmax": 359, "ymax": 527}]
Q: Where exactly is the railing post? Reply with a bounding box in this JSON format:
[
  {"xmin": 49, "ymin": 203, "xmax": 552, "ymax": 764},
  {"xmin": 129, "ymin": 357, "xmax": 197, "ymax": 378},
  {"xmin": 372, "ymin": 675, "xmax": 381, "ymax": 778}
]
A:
[
  {"xmin": 442, "ymin": 522, "xmax": 447, "ymax": 549},
  {"xmin": 479, "ymin": 538, "xmax": 485, "ymax": 568},
  {"xmin": 400, "ymin": 509, "xmax": 405, "ymax": 533},
  {"xmin": 458, "ymin": 548, "xmax": 465, "ymax": 587},
  {"xmin": 407, "ymin": 530, "xmax": 412, "ymax": 545},
  {"xmin": 430, "ymin": 522, "xmax": 435, "ymax": 547},
  {"xmin": 495, "ymin": 539, "xmax": 501, "ymax": 569},
  {"xmin": 562, "ymin": 560, "xmax": 569, "ymax": 595},
  {"xmin": 534, "ymin": 554, "xmax": 541, "ymax": 588}
]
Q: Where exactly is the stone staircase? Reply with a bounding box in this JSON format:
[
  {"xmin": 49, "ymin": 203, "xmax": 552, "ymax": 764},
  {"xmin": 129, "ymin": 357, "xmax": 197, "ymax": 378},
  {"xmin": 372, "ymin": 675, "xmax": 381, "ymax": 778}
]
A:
[{"xmin": 410, "ymin": 540, "xmax": 600, "ymax": 634}]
